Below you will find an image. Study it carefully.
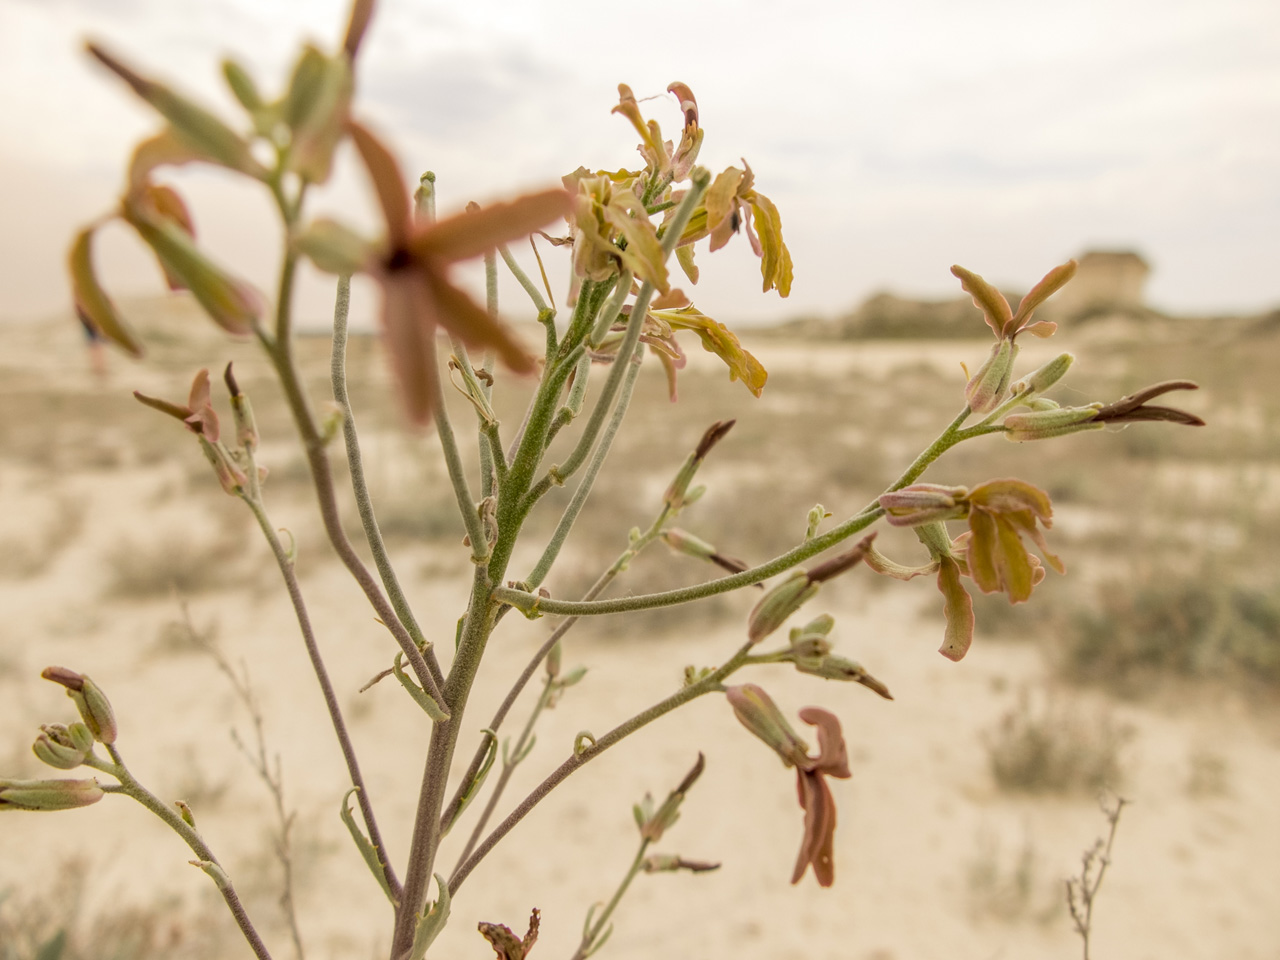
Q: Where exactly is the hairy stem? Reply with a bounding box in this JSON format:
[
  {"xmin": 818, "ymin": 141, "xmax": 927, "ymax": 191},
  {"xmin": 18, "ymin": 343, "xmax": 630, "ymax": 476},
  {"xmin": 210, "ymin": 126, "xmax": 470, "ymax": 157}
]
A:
[
  {"xmin": 449, "ymin": 641, "xmax": 753, "ymax": 894},
  {"xmin": 93, "ymin": 745, "xmax": 274, "ymax": 960},
  {"xmin": 493, "ymin": 406, "xmax": 976, "ymax": 617},
  {"xmin": 244, "ymin": 495, "xmax": 402, "ymax": 902},
  {"xmin": 331, "ymin": 274, "xmax": 445, "ymax": 692},
  {"xmin": 570, "ymin": 839, "xmax": 652, "ymax": 960}
]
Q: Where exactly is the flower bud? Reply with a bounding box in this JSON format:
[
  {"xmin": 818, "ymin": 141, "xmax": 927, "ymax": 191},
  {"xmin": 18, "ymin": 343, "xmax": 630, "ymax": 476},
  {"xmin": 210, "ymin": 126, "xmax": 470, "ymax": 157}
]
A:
[
  {"xmin": 661, "ymin": 528, "xmax": 717, "ymax": 559},
  {"xmin": 747, "ymin": 572, "xmax": 819, "ymax": 645},
  {"xmin": 197, "ymin": 435, "xmax": 249, "ymax": 495},
  {"xmin": 224, "ymin": 363, "xmax": 259, "ymax": 452},
  {"xmin": 32, "ymin": 723, "xmax": 92, "ymax": 770},
  {"xmin": 636, "ymin": 752, "xmax": 704, "ymax": 843},
  {"xmin": 794, "ymin": 655, "xmax": 893, "ymax": 700},
  {"xmin": 965, "ymin": 339, "xmax": 1019, "ymax": 413},
  {"xmin": 41, "ymin": 668, "xmax": 117, "ymax": 744},
  {"xmin": 544, "ymin": 641, "xmax": 562, "ymax": 680},
  {"xmin": 1002, "ymin": 406, "xmax": 1104, "ymax": 442},
  {"xmin": 724, "ymin": 685, "xmax": 807, "ymax": 767},
  {"xmin": 879, "ymin": 484, "xmax": 970, "ymax": 527},
  {"xmin": 1010, "ymin": 352, "xmax": 1074, "ymax": 398},
  {"xmin": 0, "ymin": 777, "xmax": 104, "ymax": 812}
]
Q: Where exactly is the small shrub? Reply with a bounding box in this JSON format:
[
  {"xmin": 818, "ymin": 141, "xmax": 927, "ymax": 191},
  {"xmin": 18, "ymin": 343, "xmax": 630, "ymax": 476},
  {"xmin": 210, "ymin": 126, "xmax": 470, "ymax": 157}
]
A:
[
  {"xmin": 984, "ymin": 690, "xmax": 1131, "ymax": 795},
  {"xmin": 102, "ymin": 525, "xmax": 251, "ymax": 599},
  {"xmin": 1056, "ymin": 565, "xmax": 1280, "ymax": 696},
  {"xmin": 965, "ymin": 827, "xmax": 1060, "ymax": 924}
]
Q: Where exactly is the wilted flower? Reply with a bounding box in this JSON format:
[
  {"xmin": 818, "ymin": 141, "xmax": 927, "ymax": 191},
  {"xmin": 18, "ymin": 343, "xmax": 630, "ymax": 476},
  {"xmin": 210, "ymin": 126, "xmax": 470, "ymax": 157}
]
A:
[
  {"xmin": 963, "ymin": 479, "xmax": 1063, "ymax": 604},
  {"xmin": 296, "ymin": 121, "xmax": 571, "ymax": 426},
  {"xmin": 133, "ymin": 368, "xmax": 220, "ymax": 440},
  {"xmin": 725, "ymin": 685, "xmax": 852, "ymax": 887},
  {"xmin": 1004, "ymin": 380, "xmax": 1204, "ymax": 441},
  {"xmin": 1090, "ymin": 379, "xmax": 1205, "ymax": 426},
  {"xmin": 672, "ymin": 161, "xmax": 793, "ymax": 296}
]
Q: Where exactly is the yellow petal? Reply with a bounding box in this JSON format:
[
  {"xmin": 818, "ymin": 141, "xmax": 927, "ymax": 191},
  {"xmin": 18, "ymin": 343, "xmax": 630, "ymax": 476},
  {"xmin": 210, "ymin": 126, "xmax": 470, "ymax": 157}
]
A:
[{"xmin": 654, "ymin": 305, "xmax": 767, "ymax": 397}]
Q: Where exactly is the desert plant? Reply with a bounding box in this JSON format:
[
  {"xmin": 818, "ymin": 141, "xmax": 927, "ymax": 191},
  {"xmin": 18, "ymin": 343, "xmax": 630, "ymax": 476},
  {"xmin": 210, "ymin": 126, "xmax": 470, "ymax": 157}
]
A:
[
  {"xmin": 4, "ymin": 1, "xmax": 1205, "ymax": 957},
  {"xmin": 984, "ymin": 689, "xmax": 1131, "ymax": 796}
]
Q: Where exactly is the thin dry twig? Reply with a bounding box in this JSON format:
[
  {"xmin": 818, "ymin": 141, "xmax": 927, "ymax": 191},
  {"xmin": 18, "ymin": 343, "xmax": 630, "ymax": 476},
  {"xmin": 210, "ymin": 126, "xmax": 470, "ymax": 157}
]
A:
[
  {"xmin": 175, "ymin": 597, "xmax": 307, "ymax": 960},
  {"xmin": 1066, "ymin": 794, "xmax": 1129, "ymax": 960}
]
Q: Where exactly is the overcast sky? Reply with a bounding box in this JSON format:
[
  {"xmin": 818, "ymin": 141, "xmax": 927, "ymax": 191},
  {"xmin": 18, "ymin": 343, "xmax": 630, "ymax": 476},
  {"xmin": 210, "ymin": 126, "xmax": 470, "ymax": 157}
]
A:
[{"xmin": 2, "ymin": 0, "xmax": 1277, "ymax": 328}]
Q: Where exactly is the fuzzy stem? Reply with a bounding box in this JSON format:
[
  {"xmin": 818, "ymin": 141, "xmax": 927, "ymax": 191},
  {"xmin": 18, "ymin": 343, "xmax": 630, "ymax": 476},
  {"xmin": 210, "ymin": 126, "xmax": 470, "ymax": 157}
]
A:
[
  {"xmin": 452, "ymin": 674, "xmax": 555, "ymax": 872},
  {"xmin": 570, "ymin": 839, "xmax": 652, "ymax": 960},
  {"xmin": 495, "ymin": 406, "xmax": 976, "ymax": 617},
  {"xmin": 431, "ymin": 336, "xmax": 491, "ymax": 562},
  {"xmin": 448, "ymin": 641, "xmax": 754, "ymax": 894},
  {"xmin": 244, "ymin": 495, "xmax": 402, "ymax": 903},
  {"xmin": 330, "ymin": 274, "xmax": 445, "ymax": 692},
  {"xmin": 525, "ymin": 345, "xmax": 643, "ymax": 582},
  {"xmin": 94, "ymin": 745, "xmax": 274, "ymax": 960}
]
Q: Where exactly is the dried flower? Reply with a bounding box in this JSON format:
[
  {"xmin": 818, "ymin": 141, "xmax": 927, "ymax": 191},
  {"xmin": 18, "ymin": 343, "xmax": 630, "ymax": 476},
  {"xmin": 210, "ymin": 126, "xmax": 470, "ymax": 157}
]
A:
[
  {"xmin": 134, "ymin": 368, "xmax": 220, "ymax": 440},
  {"xmin": 724, "ymin": 686, "xmax": 853, "ymax": 887}
]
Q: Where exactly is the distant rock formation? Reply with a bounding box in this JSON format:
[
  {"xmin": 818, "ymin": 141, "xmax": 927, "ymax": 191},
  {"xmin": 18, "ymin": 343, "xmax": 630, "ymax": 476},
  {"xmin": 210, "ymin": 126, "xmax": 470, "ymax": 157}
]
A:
[
  {"xmin": 1049, "ymin": 250, "xmax": 1150, "ymax": 318},
  {"xmin": 770, "ymin": 249, "xmax": 1156, "ymax": 340}
]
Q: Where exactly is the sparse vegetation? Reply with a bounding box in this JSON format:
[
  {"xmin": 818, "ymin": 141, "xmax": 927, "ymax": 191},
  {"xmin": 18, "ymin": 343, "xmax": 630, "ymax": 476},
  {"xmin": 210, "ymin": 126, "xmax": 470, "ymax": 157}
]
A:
[{"xmin": 984, "ymin": 690, "xmax": 1131, "ymax": 795}]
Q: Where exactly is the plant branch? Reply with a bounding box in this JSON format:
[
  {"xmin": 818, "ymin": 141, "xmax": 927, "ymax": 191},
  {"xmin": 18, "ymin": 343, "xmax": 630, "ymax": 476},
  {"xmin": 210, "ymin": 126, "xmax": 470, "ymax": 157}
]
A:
[
  {"xmin": 261, "ymin": 180, "xmax": 445, "ymax": 715},
  {"xmin": 448, "ymin": 640, "xmax": 754, "ymax": 895},
  {"xmin": 570, "ymin": 838, "xmax": 652, "ymax": 960},
  {"xmin": 431, "ymin": 336, "xmax": 491, "ymax": 563},
  {"xmin": 330, "ymin": 274, "xmax": 445, "ymax": 692},
  {"xmin": 493, "ymin": 406, "xmax": 977, "ymax": 617},
  {"xmin": 90, "ymin": 745, "xmax": 274, "ymax": 960},
  {"xmin": 243, "ymin": 494, "xmax": 403, "ymax": 904}
]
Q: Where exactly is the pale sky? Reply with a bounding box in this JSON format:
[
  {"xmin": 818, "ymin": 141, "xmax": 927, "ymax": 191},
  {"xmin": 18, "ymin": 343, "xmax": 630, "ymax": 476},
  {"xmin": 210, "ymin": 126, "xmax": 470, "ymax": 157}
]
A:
[{"xmin": 2, "ymin": 0, "xmax": 1277, "ymax": 329}]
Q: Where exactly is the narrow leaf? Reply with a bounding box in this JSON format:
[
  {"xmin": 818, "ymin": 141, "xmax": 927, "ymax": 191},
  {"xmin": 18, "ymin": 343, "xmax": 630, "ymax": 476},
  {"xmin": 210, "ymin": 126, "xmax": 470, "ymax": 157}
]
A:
[{"xmin": 340, "ymin": 788, "xmax": 396, "ymax": 905}]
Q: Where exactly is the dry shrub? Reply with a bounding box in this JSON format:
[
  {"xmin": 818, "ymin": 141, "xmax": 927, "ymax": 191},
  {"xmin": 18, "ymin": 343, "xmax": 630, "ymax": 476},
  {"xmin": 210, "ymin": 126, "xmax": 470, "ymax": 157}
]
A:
[{"xmin": 984, "ymin": 690, "xmax": 1131, "ymax": 795}]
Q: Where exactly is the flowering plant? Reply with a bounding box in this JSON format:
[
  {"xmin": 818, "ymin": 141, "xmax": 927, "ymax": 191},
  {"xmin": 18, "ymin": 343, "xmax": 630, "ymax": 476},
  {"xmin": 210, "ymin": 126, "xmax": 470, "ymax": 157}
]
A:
[{"xmin": 6, "ymin": 1, "xmax": 1203, "ymax": 957}]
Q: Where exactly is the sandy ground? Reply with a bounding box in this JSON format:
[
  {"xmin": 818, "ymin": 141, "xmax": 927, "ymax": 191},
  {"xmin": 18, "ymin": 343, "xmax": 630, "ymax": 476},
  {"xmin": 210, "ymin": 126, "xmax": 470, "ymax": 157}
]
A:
[{"xmin": 1, "ymin": 317, "xmax": 1278, "ymax": 959}]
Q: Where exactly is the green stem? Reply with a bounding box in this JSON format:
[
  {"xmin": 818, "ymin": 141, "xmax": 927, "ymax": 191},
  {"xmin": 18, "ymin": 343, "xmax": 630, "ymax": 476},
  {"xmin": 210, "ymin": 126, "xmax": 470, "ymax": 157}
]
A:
[
  {"xmin": 494, "ymin": 406, "xmax": 975, "ymax": 617},
  {"xmin": 449, "ymin": 641, "xmax": 754, "ymax": 895},
  {"xmin": 499, "ymin": 244, "xmax": 549, "ymax": 313},
  {"xmin": 451, "ymin": 674, "xmax": 554, "ymax": 872},
  {"xmin": 525, "ymin": 346, "xmax": 644, "ymax": 583},
  {"xmin": 93, "ymin": 746, "xmax": 273, "ymax": 960},
  {"xmin": 331, "ymin": 274, "xmax": 445, "ymax": 692},
  {"xmin": 390, "ymin": 568, "xmax": 495, "ymax": 959},
  {"xmin": 243, "ymin": 494, "xmax": 402, "ymax": 903},
  {"xmin": 431, "ymin": 336, "xmax": 491, "ymax": 563},
  {"xmin": 261, "ymin": 175, "xmax": 444, "ymax": 710},
  {"xmin": 571, "ymin": 839, "xmax": 652, "ymax": 960}
]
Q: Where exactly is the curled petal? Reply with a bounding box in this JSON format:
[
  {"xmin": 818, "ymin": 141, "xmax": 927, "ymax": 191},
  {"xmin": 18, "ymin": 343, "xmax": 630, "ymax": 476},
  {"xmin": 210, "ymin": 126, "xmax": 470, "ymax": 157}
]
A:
[
  {"xmin": 1010, "ymin": 259, "xmax": 1077, "ymax": 330},
  {"xmin": 951, "ymin": 265, "xmax": 1012, "ymax": 337},
  {"xmin": 792, "ymin": 771, "xmax": 838, "ymax": 886},
  {"xmin": 797, "ymin": 707, "xmax": 850, "ymax": 778},
  {"xmin": 937, "ymin": 556, "xmax": 975, "ymax": 661}
]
